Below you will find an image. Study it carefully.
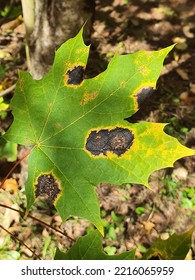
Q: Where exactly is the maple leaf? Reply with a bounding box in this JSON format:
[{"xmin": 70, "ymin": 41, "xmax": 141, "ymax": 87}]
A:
[
  {"xmin": 55, "ymin": 228, "xmax": 194, "ymax": 260},
  {"xmin": 55, "ymin": 230, "xmax": 135, "ymax": 260},
  {"xmin": 4, "ymin": 28, "xmax": 195, "ymax": 233},
  {"xmin": 142, "ymin": 227, "xmax": 195, "ymax": 260}
]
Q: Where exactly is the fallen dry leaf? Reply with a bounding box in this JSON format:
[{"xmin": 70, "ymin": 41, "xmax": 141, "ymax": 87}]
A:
[
  {"xmin": 142, "ymin": 221, "xmax": 155, "ymax": 234},
  {"xmin": 0, "ymin": 203, "xmax": 20, "ymax": 232},
  {"xmin": 1, "ymin": 178, "xmax": 19, "ymax": 195},
  {"xmin": 180, "ymin": 91, "xmax": 189, "ymax": 101}
]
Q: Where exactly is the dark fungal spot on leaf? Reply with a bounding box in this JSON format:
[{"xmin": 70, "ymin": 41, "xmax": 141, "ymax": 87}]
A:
[
  {"xmin": 136, "ymin": 87, "xmax": 155, "ymax": 108},
  {"xmin": 66, "ymin": 66, "xmax": 84, "ymax": 85},
  {"xmin": 86, "ymin": 127, "xmax": 134, "ymax": 156},
  {"xmin": 35, "ymin": 173, "xmax": 61, "ymax": 202}
]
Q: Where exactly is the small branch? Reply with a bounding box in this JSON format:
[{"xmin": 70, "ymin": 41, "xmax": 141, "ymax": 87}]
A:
[
  {"xmin": 0, "ymin": 149, "xmax": 31, "ymax": 190},
  {"xmin": 0, "ymin": 203, "xmax": 75, "ymax": 242},
  {"xmin": 0, "ymin": 224, "xmax": 41, "ymax": 260},
  {"xmin": 0, "ymin": 84, "xmax": 16, "ymax": 97}
]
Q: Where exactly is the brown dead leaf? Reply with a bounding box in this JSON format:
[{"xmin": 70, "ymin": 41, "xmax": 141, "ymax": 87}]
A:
[
  {"xmin": 1, "ymin": 78, "xmax": 14, "ymax": 90},
  {"xmin": 180, "ymin": 91, "xmax": 189, "ymax": 101},
  {"xmin": 1, "ymin": 16, "xmax": 23, "ymax": 32},
  {"xmin": 1, "ymin": 178, "xmax": 19, "ymax": 195},
  {"xmin": 0, "ymin": 203, "xmax": 20, "ymax": 231},
  {"xmin": 142, "ymin": 221, "xmax": 155, "ymax": 234}
]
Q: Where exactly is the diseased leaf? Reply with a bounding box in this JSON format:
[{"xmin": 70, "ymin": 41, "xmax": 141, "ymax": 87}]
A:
[
  {"xmin": 55, "ymin": 230, "xmax": 135, "ymax": 260},
  {"xmin": 4, "ymin": 28, "xmax": 195, "ymax": 232},
  {"xmin": 142, "ymin": 227, "xmax": 195, "ymax": 260}
]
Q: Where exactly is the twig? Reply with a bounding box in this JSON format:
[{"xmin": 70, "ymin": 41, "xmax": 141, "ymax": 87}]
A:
[
  {"xmin": 0, "ymin": 203, "xmax": 75, "ymax": 242},
  {"xmin": 0, "ymin": 224, "xmax": 41, "ymax": 260},
  {"xmin": 0, "ymin": 84, "xmax": 16, "ymax": 97}
]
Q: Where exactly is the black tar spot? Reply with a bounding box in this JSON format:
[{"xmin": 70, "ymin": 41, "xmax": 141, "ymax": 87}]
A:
[
  {"xmin": 86, "ymin": 127, "xmax": 134, "ymax": 156},
  {"xmin": 35, "ymin": 173, "xmax": 60, "ymax": 202},
  {"xmin": 66, "ymin": 66, "xmax": 84, "ymax": 85},
  {"xmin": 136, "ymin": 87, "xmax": 155, "ymax": 107}
]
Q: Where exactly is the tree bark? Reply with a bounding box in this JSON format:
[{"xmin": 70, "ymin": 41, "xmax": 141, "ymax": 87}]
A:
[{"xmin": 22, "ymin": 0, "xmax": 95, "ymax": 79}]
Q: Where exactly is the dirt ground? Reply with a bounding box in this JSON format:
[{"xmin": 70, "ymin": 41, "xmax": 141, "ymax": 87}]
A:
[{"xmin": 0, "ymin": 0, "xmax": 195, "ymax": 259}]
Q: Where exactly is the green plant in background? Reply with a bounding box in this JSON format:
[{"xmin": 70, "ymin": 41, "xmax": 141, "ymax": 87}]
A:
[
  {"xmin": 104, "ymin": 246, "xmax": 117, "ymax": 255},
  {"xmin": 103, "ymin": 211, "xmax": 124, "ymax": 241},
  {"xmin": 164, "ymin": 117, "xmax": 189, "ymax": 141},
  {"xmin": 181, "ymin": 188, "xmax": 195, "ymax": 210},
  {"xmin": 118, "ymin": 184, "xmax": 131, "ymax": 201},
  {"xmin": 1, "ymin": 27, "xmax": 195, "ymax": 259},
  {"xmin": 41, "ymin": 236, "xmax": 56, "ymax": 260},
  {"xmin": 0, "ymin": 65, "xmax": 7, "ymax": 79},
  {"xmin": 135, "ymin": 206, "xmax": 145, "ymax": 215},
  {"xmin": 0, "ymin": 234, "xmax": 20, "ymax": 260},
  {"xmin": 161, "ymin": 175, "xmax": 182, "ymax": 198},
  {"xmin": 161, "ymin": 175, "xmax": 195, "ymax": 211},
  {"xmin": 0, "ymin": 4, "xmax": 21, "ymax": 22}
]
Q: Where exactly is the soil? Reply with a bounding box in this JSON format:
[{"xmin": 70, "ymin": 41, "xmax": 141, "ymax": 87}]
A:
[{"xmin": 0, "ymin": 0, "xmax": 195, "ymax": 260}]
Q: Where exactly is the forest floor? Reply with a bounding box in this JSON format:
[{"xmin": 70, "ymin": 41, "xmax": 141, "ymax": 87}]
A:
[{"xmin": 0, "ymin": 0, "xmax": 195, "ymax": 260}]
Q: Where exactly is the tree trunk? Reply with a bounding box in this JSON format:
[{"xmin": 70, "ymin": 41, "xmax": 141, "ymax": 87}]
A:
[{"xmin": 22, "ymin": 0, "xmax": 95, "ymax": 79}]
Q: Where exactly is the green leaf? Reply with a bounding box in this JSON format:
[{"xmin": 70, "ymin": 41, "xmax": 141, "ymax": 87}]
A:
[
  {"xmin": 54, "ymin": 230, "xmax": 135, "ymax": 260},
  {"xmin": 4, "ymin": 28, "xmax": 195, "ymax": 232},
  {"xmin": 0, "ymin": 65, "xmax": 7, "ymax": 78},
  {"xmin": 142, "ymin": 227, "xmax": 195, "ymax": 260}
]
